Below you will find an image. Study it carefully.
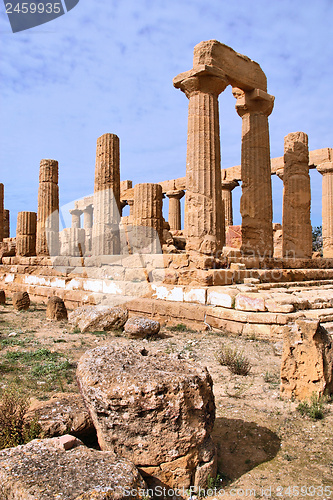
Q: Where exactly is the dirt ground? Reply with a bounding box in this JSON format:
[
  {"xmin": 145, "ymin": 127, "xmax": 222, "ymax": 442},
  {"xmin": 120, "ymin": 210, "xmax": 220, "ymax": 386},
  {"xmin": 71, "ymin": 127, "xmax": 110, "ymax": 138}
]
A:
[{"xmin": 0, "ymin": 298, "xmax": 332, "ymax": 500}]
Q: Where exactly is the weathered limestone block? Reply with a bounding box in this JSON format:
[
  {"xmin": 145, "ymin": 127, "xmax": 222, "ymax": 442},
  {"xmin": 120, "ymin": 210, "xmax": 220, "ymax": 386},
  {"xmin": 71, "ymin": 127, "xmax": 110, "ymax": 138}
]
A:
[
  {"xmin": 166, "ymin": 189, "xmax": 184, "ymax": 231},
  {"xmin": 3, "ymin": 209, "xmax": 10, "ymax": 238},
  {"xmin": 46, "ymin": 296, "xmax": 68, "ymax": 321},
  {"xmin": 27, "ymin": 393, "xmax": 94, "ymax": 439},
  {"xmin": 36, "ymin": 159, "xmax": 59, "ymax": 256},
  {"xmin": 174, "ymin": 67, "xmax": 226, "ymax": 257},
  {"xmin": 0, "ymin": 237, "xmax": 16, "ymax": 258},
  {"xmin": 12, "ymin": 291, "xmax": 30, "ymax": 311},
  {"xmin": 92, "ymin": 133, "xmax": 121, "ymax": 256},
  {"xmin": 0, "ymin": 183, "xmax": 4, "ymax": 242},
  {"xmin": 68, "ymin": 305, "xmax": 128, "ymax": 333},
  {"xmin": 16, "ymin": 211, "xmax": 37, "ymax": 257},
  {"xmin": 280, "ymin": 319, "xmax": 333, "ymax": 401},
  {"xmin": 60, "ymin": 228, "xmax": 85, "ymax": 257},
  {"xmin": 233, "ymin": 87, "xmax": 274, "ymax": 257},
  {"xmin": 132, "ymin": 183, "xmax": 163, "ymax": 254},
  {"xmin": 0, "ymin": 437, "xmax": 146, "ymax": 500},
  {"xmin": 317, "ymin": 162, "xmax": 333, "ymax": 258},
  {"xmin": 282, "ymin": 132, "xmax": 312, "ymax": 258},
  {"xmin": 124, "ymin": 317, "xmax": 160, "ymax": 338},
  {"xmin": 0, "ymin": 290, "xmax": 5, "ymax": 304},
  {"xmin": 77, "ymin": 344, "xmax": 217, "ymax": 489}
]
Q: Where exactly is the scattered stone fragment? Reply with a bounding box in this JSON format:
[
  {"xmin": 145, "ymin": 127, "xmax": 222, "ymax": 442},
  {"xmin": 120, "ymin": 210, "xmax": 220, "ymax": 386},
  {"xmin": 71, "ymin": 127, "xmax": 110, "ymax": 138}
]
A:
[
  {"xmin": 77, "ymin": 343, "xmax": 217, "ymax": 490},
  {"xmin": 124, "ymin": 317, "xmax": 160, "ymax": 338},
  {"xmin": 0, "ymin": 289, "xmax": 5, "ymax": 304},
  {"xmin": 0, "ymin": 437, "xmax": 147, "ymax": 500},
  {"xmin": 68, "ymin": 305, "xmax": 128, "ymax": 333},
  {"xmin": 280, "ymin": 319, "xmax": 333, "ymax": 400},
  {"xmin": 46, "ymin": 295, "xmax": 68, "ymax": 321},
  {"xmin": 12, "ymin": 291, "xmax": 30, "ymax": 311},
  {"xmin": 26, "ymin": 393, "xmax": 95, "ymax": 439}
]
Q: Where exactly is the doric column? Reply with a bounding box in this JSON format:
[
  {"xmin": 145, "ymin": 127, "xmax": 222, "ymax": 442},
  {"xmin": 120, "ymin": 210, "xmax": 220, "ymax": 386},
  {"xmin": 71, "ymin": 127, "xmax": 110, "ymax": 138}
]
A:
[
  {"xmin": 0, "ymin": 183, "xmax": 4, "ymax": 242},
  {"xmin": 92, "ymin": 133, "xmax": 121, "ymax": 255},
  {"xmin": 132, "ymin": 183, "xmax": 163, "ymax": 253},
  {"xmin": 282, "ymin": 132, "xmax": 312, "ymax": 258},
  {"xmin": 36, "ymin": 159, "xmax": 59, "ymax": 256},
  {"xmin": 317, "ymin": 162, "xmax": 333, "ymax": 258},
  {"xmin": 233, "ymin": 88, "xmax": 274, "ymax": 257},
  {"xmin": 3, "ymin": 210, "xmax": 10, "ymax": 238},
  {"xmin": 16, "ymin": 212, "xmax": 37, "ymax": 256},
  {"xmin": 221, "ymin": 180, "xmax": 239, "ymax": 227},
  {"xmin": 83, "ymin": 205, "xmax": 93, "ymax": 229},
  {"xmin": 174, "ymin": 67, "xmax": 227, "ymax": 256},
  {"xmin": 166, "ymin": 189, "xmax": 185, "ymax": 231},
  {"xmin": 69, "ymin": 209, "xmax": 82, "ymax": 229}
]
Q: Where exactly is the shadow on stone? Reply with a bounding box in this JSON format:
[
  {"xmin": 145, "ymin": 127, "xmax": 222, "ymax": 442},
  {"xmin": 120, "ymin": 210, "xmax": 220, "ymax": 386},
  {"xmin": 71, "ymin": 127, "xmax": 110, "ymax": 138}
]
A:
[{"xmin": 212, "ymin": 417, "xmax": 281, "ymax": 481}]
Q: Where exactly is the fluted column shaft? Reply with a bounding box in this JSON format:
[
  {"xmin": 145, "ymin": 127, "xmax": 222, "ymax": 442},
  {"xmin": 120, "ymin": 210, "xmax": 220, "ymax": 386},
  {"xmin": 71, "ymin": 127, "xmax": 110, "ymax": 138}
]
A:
[
  {"xmin": 16, "ymin": 211, "xmax": 37, "ymax": 256},
  {"xmin": 132, "ymin": 183, "xmax": 163, "ymax": 253},
  {"xmin": 70, "ymin": 209, "xmax": 82, "ymax": 229},
  {"xmin": 83, "ymin": 205, "xmax": 93, "ymax": 229},
  {"xmin": 234, "ymin": 88, "xmax": 274, "ymax": 257},
  {"xmin": 92, "ymin": 133, "xmax": 121, "ymax": 255},
  {"xmin": 221, "ymin": 180, "xmax": 239, "ymax": 227},
  {"xmin": 318, "ymin": 162, "xmax": 333, "ymax": 258},
  {"xmin": 175, "ymin": 71, "xmax": 227, "ymax": 256},
  {"xmin": 0, "ymin": 183, "xmax": 4, "ymax": 242},
  {"xmin": 282, "ymin": 132, "xmax": 312, "ymax": 258},
  {"xmin": 3, "ymin": 210, "xmax": 10, "ymax": 238},
  {"xmin": 36, "ymin": 159, "xmax": 59, "ymax": 256},
  {"xmin": 167, "ymin": 190, "xmax": 185, "ymax": 231}
]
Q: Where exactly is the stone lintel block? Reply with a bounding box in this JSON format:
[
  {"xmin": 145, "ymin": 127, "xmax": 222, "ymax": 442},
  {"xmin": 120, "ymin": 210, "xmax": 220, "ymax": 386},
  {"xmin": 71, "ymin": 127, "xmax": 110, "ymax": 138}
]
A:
[
  {"xmin": 183, "ymin": 287, "xmax": 207, "ymax": 305},
  {"xmin": 235, "ymin": 293, "xmax": 266, "ymax": 312},
  {"xmin": 191, "ymin": 40, "xmax": 267, "ymax": 91}
]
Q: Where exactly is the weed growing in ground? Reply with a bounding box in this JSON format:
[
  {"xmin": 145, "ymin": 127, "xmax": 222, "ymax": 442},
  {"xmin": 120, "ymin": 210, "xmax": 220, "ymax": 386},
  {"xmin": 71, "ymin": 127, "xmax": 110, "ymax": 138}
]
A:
[
  {"xmin": 0, "ymin": 388, "xmax": 41, "ymax": 449},
  {"xmin": 296, "ymin": 392, "xmax": 327, "ymax": 420},
  {"xmin": 216, "ymin": 345, "xmax": 252, "ymax": 376},
  {"xmin": 167, "ymin": 323, "xmax": 196, "ymax": 333},
  {"xmin": 264, "ymin": 371, "xmax": 280, "ymax": 386}
]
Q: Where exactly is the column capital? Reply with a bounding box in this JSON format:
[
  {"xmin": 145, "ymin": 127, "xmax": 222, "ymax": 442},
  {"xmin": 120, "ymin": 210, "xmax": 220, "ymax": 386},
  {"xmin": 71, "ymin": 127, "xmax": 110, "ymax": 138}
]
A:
[
  {"xmin": 317, "ymin": 162, "xmax": 333, "ymax": 175},
  {"xmin": 233, "ymin": 87, "xmax": 274, "ymax": 117},
  {"xmin": 69, "ymin": 209, "xmax": 83, "ymax": 217},
  {"xmin": 174, "ymin": 65, "xmax": 228, "ymax": 98},
  {"xmin": 221, "ymin": 180, "xmax": 239, "ymax": 191},
  {"xmin": 83, "ymin": 204, "xmax": 93, "ymax": 213},
  {"xmin": 166, "ymin": 189, "xmax": 185, "ymax": 200}
]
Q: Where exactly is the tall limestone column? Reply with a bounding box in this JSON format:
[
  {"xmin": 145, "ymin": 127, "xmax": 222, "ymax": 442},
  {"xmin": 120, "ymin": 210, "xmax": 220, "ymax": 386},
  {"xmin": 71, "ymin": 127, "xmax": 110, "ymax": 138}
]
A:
[
  {"xmin": 282, "ymin": 132, "xmax": 312, "ymax": 258},
  {"xmin": 317, "ymin": 162, "xmax": 333, "ymax": 258},
  {"xmin": 69, "ymin": 209, "xmax": 82, "ymax": 229},
  {"xmin": 0, "ymin": 183, "xmax": 4, "ymax": 242},
  {"xmin": 233, "ymin": 88, "xmax": 274, "ymax": 257},
  {"xmin": 16, "ymin": 212, "xmax": 37, "ymax": 256},
  {"xmin": 132, "ymin": 183, "xmax": 163, "ymax": 254},
  {"xmin": 36, "ymin": 159, "xmax": 59, "ymax": 256},
  {"xmin": 92, "ymin": 133, "xmax": 121, "ymax": 255},
  {"xmin": 221, "ymin": 180, "xmax": 239, "ymax": 227},
  {"xmin": 166, "ymin": 190, "xmax": 185, "ymax": 231},
  {"xmin": 174, "ymin": 67, "xmax": 227, "ymax": 258},
  {"xmin": 3, "ymin": 210, "xmax": 10, "ymax": 238},
  {"xmin": 83, "ymin": 204, "xmax": 93, "ymax": 254}
]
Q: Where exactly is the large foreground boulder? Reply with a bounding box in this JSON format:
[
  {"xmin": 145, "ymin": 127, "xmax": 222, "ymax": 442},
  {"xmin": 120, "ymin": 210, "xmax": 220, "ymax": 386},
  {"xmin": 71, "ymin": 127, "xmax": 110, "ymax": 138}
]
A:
[
  {"xmin": 68, "ymin": 305, "xmax": 128, "ymax": 333},
  {"xmin": 0, "ymin": 437, "xmax": 146, "ymax": 500},
  {"xmin": 77, "ymin": 343, "xmax": 217, "ymax": 490},
  {"xmin": 124, "ymin": 317, "xmax": 160, "ymax": 338},
  {"xmin": 280, "ymin": 319, "xmax": 333, "ymax": 400}
]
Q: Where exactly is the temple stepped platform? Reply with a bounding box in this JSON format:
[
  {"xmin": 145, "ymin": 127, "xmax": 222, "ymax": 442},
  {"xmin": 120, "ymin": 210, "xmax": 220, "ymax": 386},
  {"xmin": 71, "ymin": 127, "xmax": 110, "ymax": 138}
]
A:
[{"xmin": 1, "ymin": 255, "xmax": 333, "ymax": 340}]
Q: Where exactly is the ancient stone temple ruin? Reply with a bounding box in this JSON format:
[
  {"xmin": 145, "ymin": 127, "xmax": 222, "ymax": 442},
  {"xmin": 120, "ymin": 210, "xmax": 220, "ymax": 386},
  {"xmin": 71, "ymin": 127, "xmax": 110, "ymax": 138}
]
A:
[{"xmin": 0, "ymin": 39, "xmax": 332, "ymax": 339}]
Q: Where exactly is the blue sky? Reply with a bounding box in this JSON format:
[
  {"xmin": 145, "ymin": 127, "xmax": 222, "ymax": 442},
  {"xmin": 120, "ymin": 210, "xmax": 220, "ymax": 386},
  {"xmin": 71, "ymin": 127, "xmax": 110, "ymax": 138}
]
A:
[{"xmin": 0, "ymin": 0, "xmax": 332, "ymax": 235}]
